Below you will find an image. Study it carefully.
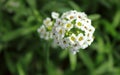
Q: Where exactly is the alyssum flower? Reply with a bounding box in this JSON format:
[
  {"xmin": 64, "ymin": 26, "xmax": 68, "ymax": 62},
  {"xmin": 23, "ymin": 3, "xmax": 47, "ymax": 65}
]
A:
[
  {"xmin": 37, "ymin": 10, "xmax": 95, "ymax": 54},
  {"xmin": 37, "ymin": 12, "xmax": 59, "ymax": 40},
  {"xmin": 52, "ymin": 10, "xmax": 95, "ymax": 54}
]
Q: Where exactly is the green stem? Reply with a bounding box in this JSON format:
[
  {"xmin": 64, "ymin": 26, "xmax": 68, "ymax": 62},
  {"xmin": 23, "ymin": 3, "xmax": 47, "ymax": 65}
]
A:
[
  {"xmin": 46, "ymin": 42, "xmax": 49, "ymax": 66},
  {"xmin": 45, "ymin": 40, "xmax": 50, "ymax": 73}
]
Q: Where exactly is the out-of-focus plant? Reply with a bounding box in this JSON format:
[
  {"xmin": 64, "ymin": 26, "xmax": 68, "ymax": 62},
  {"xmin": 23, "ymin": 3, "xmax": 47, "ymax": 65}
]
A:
[{"xmin": 0, "ymin": 0, "xmax": 120, "ymax": 75}]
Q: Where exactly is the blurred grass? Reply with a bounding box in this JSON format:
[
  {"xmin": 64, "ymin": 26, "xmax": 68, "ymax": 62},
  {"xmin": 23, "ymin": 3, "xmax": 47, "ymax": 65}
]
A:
[{"xmin": 0, "ymin": 0, "xmax": 120, "ymax": 75}]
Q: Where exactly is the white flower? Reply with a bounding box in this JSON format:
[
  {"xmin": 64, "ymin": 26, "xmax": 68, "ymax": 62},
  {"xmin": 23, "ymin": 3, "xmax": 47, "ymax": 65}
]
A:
[
  {"xmin": 68, "ymin": 34, "xmax": 77, "ymax": 45},
  {"xmin": 58, "ymin": 27, "xmax": 65, "ymax": 38},
  {"xmin": 60, "ymin": 38, "xmax": 70, "ymax": 49},
  {"xmin": 70, "ymin": 44, "xmax": 80, "ymax": 54},
  {"xmin": 52, "ymin": 12, "xmax": 59, "ymax": 19},
  {"xmin": 66, "ymin": 13, "xmax": 76, "ymax": 20},
  {"xmin": 77, "ymin": 12, "xmax": 87, "ymax": 19},
  {"xmin": 37, "ymin": 10, "xmax": 95, "ymax": 54},
  {"xmin": 43, "ymin": 17, "xmax": 53, "ymax": 27},
  {"xmin": 88, "ymin": 25, "xmax": 95, "ymax": 34},
  {"xmin": 85, "ymin": 31, "xmax": 92, "ymax": 38},
  {"xmin": 81, "ymin": 42, "xmax": 88, "ymax": 49},
  {"xmin": 37, "ymin": 25, "xmax": 46, "ymax": 33},
  {"xmin": 86, "ymin": 36, "xmax": 94, "ymax": 45},
  {"xmin": 75, "ymin": 19, "xmax": 83, "ymax": 29},
  {"xmin": 49, "ymin": 32, "xmax": 53, "ymax": 39},
  {"xmin": 70, "ymin": 48, "xmax": 77, "ymax": 55},
  {"xmin": 38, "ymin": 25, "xmax": 46, "ymax": 39},
  {"xmin": 85, "ymin": 18, "xmax": 91, "ymax": 25},
  {"xmin": 38, "ymin": 16, "xmax": 54, "ymax": 40},
  {"xmin": 77, "ymin": 33, "xmax": 85, "ymax": 45},
  {"xmin": 72, "ymin": 42, "xmax": 81, "ymax": 50},
  {"xmin": 44, "ymin": 32, "xmax": 50, "ymax": 40},
  {"xmin": 52, "ymin": 10, "xmax": 95, "ymax": 54},
  {"xmin": 54, "ymin": 19, "xmax": 61, "ymax": 26},
  {"xmin": 64, "ymin": 22, "xmax": 73, "ymax": 31},
  {"xmin": 53, "ymin": 37, "xmax": 59, "ymax": 44}
]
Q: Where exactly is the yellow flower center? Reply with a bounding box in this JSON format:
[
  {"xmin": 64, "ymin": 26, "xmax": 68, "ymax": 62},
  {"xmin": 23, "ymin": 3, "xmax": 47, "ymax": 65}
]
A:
[
  {"xmin": 67, "ymin": 23, "xmax": 71, "ymax": 28},
  {"xmin": 70, "ymin": 16, "xmax": 74, "ymax": 19},
  {"xmin": 87, "ymin": 33, "xmax": 90, "ymax": 37},
  {"xmin": 79, "ymin": 37, "xmax": 83, "ymax": 41},
  {"xmin": 71, "ymin": 36, "xmax": 75, "ymax": 41},
  {"xmin": 77, "ymin": 22, "xmax": 81, "ymax": 26},
  {"xmin": 59, "ymin": 29, "xmax": 62, "ymax": 34},
  {"xmin": 46, "ymin": 21, "xmax": 50, "ymax": 25},
  {"xmin": 89, "ymin": 29, "xmax": 92, "ymax": 32}
]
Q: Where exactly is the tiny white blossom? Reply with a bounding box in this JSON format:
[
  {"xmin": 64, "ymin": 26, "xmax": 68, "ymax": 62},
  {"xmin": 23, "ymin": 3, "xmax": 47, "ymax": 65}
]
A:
[
  {"xmin": 43, "ymin": 17, "xmax": 53, "ymax": 27},
  {"xmin": 52, "ymin": 12, "xmax": 59, "ymax": 19},
  {"xmin": 64, "ymin": 22, "xmax": 73, "ymax": 31},
  {"xmin": 86, "ymin": 36, "xmax": 94, "ymax": 45},
  {"xmin": 81, "ymin": 42, "xmax": 88, "ymax": 49},
  {"xmin": 60, "ymin": 38, "xmax": 69, "ymax": 49},
  {"xmin": 38, "ymin": 25, "xmax": 46, "ymax": 39},
  {"xmin": 68, "ymin": 34, "xmax": 77, "ymax": 45},
  {"xmin": 54, "ymin": 19, "xmax": 61, "ymax": 26},
  {"xmin": 44, "ymin": 32, "xmax": 50, "ymax": 40},
  {"xmin": 88, "ymin": 25, "xmax": 95, "ymax": 34},
  {"xmin": 70, "ymin": 49, "xmax": 77, "ymax": 55},
  {"xmin": 38, "ymin": 16, "xmax": 54, "ymax": 40},
  {"xmin": 37, "ymin": 25, "xmax": 46, "ymax": 33},
  {"xmin": 75, "ymin": 20, "xmax": 83, "ymax": 29},
  {"xmin": 77, "ymin": 33, "xmax": 85, "ymax": 45}
]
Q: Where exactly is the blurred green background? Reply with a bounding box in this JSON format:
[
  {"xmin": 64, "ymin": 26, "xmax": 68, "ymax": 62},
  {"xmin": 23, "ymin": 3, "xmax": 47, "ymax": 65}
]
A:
[{"xmin": 0, "ymin": 0, "xmax": 120, "ymax": 75}]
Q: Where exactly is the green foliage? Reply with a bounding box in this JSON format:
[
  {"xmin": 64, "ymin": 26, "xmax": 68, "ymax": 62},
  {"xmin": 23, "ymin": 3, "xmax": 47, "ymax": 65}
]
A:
[{"xmin": 0, "ymin": 0, "xmax": 120, "ymax": 75}]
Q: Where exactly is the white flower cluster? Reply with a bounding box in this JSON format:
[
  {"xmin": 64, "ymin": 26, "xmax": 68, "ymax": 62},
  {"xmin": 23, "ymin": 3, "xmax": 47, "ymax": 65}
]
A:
[
  {"xmin": 38, "ymin": 10, "xmax": 95, "ymax": 54},
  {"xmin": 37, "ymin": 17, "xmax": 53, "ymax": 40},
  {"xmin": 52, "ymin": 10, "xmax": 95, "ymax": 54},
  {"xmin": 37, "ymin": 12, "xmax": 59, "ymax": 40}
]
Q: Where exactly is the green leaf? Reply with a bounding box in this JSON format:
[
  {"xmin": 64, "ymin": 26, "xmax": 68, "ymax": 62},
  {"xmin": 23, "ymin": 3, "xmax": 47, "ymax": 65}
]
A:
[
  {"xmin": 46, "ymin": 60, "xmax": 63, "ymax": 75},
  {"xmin": 99, "ymin": 0, "xmax": 111, "ymax": 9},
  {"xmin": 4, "ymin": 52, "xmax": 16, "ymax": 74},
  {"xmin": 108, "ymin": 54, "xmax": 114, "ymax": 71},
  {"xmin": 41, "ymin": 1, "xmax": 71, "ymax": 13},
  {"xmin": 97, "ymin": 37, "xmax": 105, "ymax": 53},
  {"xmin": 59, "ymin": 50, "xmax": 68, "ymax": 60},
  {"xmin": 101, "ymin": 20, "xmax": 120, "ymax": 40},
  {"xmin": 0, "ymin": 44, "xmax": 3, "ymax": 52},
  {"xmin": 17, "ymin": 63, "xmax": 25, "ymax": 75},
  {"xmin": 95, "ymin": 62, "xmax": 109, "ymax": 75},
  {"xmin": 103, "ymin": 20, "xmax": 113, "ymax": 32},
  {"xmin": 79, "ymin": 50, "xmax": 94, "ymax": 71},
  {"xmin": 68, "ymin": 1, "xmax": 81, "ymax": 11},
  {"xmin": 26, "ymin": 0, "xmax": 36, "ymax": 8},
  {"xmin": 1, "ymin": 25, "xmax": 38, "ymax": 42},
  {"xmin": 112, "ymin": 10, "xmax": 120, "ymax": 28},
  {"xmin": 22, "ymin": 51, "xmax": 33, "ymax": 66},
  {"xmin": 88, "ymin": 14, "xmax": 101, "ymax": 21}
]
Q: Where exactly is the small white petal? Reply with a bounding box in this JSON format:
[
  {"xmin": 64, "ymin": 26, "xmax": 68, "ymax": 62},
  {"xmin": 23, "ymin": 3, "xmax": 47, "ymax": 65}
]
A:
[
  {"xmin": 81, "ymin": 42, "xmax": 88, "ymax": 49},
  {"xmin": 64, "ymin": 22, "xmax": 73, "ymax": 31},
  {"xmin": 52, "ymin": 12, "xmax": 59, "ymax": 19},
  {"xmin": 43, "ymin": 17, "xmax": 53, "ymax": 27},
  {"xmin": 68, "ymin": 34, "xmax": 77, "ymax": 45}
]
